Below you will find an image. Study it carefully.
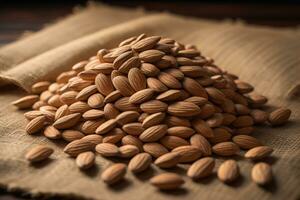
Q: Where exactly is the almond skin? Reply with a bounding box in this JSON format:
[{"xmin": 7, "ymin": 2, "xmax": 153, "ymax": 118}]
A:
[
  {"xmin": 154, "ymin": 152, "xmax": 181, "ymax": 168},
  {"xmin": 53, "ymin": 113, "xmax": 81, "ymax": 129},
  {"xmin": 95, "ymin": 119, "xmax": 117, "ymax": 135},
  {"xmin": 158, "ymin": 72, "xmax": 182, "ymax": 89},
  {"xmin": 128, "ymin": 68, "xmax": 147, "ymax": 92},
  {"xmin": 101, "ymin": 163, "xmax": 127, "ymax": 185},
  {"xmin": 251, "ymin": 162, "xmax": 272, "ymax": 185},
  {"xmin": 192, "ymin": 119, "xmax": 214, "ymax": 138},
  {"xmin": 122, "ymin": 122, "xmax": 144, "ymax": 136},
  {"xmin": 140, "ymin": 100, "xmax": 168, "ymax": 113},
  {"xmin": 112, "ymin": 76, "xmax": 135, "ymax": 97},
  {"xmin": 143, "ymin": 143, "xmax": 169, "ymax": 158},
  {"xmin": 218, "ymin": 160, "xmax": 239, "ymax": 183},
  {"xmin": 212, "ymin": 142, "xmax": 240, "ymax": 156},
  {"xmin": 139, "ymin": 124, "xmax": 168, "ymax": 142},
  {"xmin": 132, "ymin": 36, "xmax": 161, "ymax": 52},
  {"xmin": 150, "ymin": 173, "xmax": 184, "ymax": 190},
  {"xmin": 62, "ymin": 130, "xmax": 85, "ymax": 142},
  {"xmin": 172, "ymin": 145, "xmax": 202, "ymax": 163},
  {"xmin": 129, "ymin": 89, "xmax": 155, "ymax": 104},
  {"xmin": 25, "ymin": 145, "xmax": 54, "ymax": 162},
  {"xmin": 268, "ymin": 108, "xmax": 291, "ymax": 126},
  {"xmin": 244, "ymin": 146, "xmax": 273, "ymax": 160},
  {"xmin": 44, "ymin": 126, "xmax": 61, "ymax": 139},
  {"xmin": 64, "ymin": 139, "xmax": 95, "ymax": 157},
  {"xmin": 128, "ymin": 152, "xmax": 152, "ymax": 173},
  {"xmin": 190, "ymin": 134, "xmax": 212, "ymax": 156},
  {"xmin": 26, "ymin": 116, "xmax": 46, "ymax": 134},
  {"xmin": 76, "ymin": 151, "xmax": 95, "ymax": 170},
  {"xmin": 95, "ymin": 143, "xmax": 119, "ymax": 157},
  {"xmin": 167, "ymin": 126, "xmax": 195, "ymax": 138},
  {"xmin": 116, "ymin": 111, "xmax": 140, "ymax": 125},
  {"xmin": 119, "ymin": 145, "xmax": 139, "ymax": 158},
  {"xmin": 232, "ymin": 135, "xmax": 262, "ymax": 149},
  {"xmin": 12, "ymin": 95, "xmax": 39, "ymax": 109},
  {"xmin": 187, "ymin": 157, "xmax": 215, "ymax": 179},
  {"xmin": 142, "ymin": 112, "xmax": 165, "ymax": 129},
  {"xmin": 168, "ymin": 101, "xmax": 201, "ymax": 117},
  {"xmin": 95, "ymin": 73, "xmax": 114, "ymax": 96},
  {"xmin": 121, "ymin": 135, "xmax": 143, "ymax": 152},
  {"xmin": 160, "ymin": 136, "xmax": 189, "ymax": 150}
]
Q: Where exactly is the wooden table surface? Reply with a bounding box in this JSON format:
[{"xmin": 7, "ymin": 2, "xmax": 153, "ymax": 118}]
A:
[{"xmin": 0, "ymin": 1, "xmax": 299, "ymax": 199}]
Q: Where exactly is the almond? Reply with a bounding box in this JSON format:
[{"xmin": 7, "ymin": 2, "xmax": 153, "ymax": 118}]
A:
[
  {"xmin": 218, "ymin": 160, "xmax": 239, "ymax": 183},
  {"xmin": 168, "ymin": 101, "xmax": 201, "ymax": 117},
  {"xmin": 232, "ymin": 115, "xmax": 254, "ymax": 128},
  {"xmin": 179, "ymin": 65, "xmax": 207, "ymax": 77},
  {"xmin": 128, "ymin": 68, "xmax": 147, "ymax": 92},
  {"xmin": 31, "ymin": 81, "xmax": 51, "ymax": 94},
  {"xmin": 140, "ymin": 100, "xmax": 168, "ymax": 113},
  {"xmin": 232, "ymin": 135, "xmax": 262, "ymax": 149},
  {"xmin": 87, "ymin": 93, "xmax": 104, "ymax": 108},
  {"xmin": 103, "ymin": 103, "xmax": 119, "ymax": 119},
  {"xmin": 119, "ymin": 145, "xmax": 139, "ymax": 158},
  {"xmin": 160, "ymin": 136, "xmax": 189, "ymax": 150},
  {"xmin": 116, "ymin": 111, "xmax": 140, "ymax": 125},
  {"xmin": 60, "ymin": 91, "xmax": 78, "ymax": 105},
  {"xmin": 95, "ymin": 119, "xmax": 117, "ymax": 135},
  {"xmin": 158, "ymin": 72, "xmax": 181, "ymax": 89},
  {"xmin": 121, "ymin": 135, "xmax": 143, "ymax": 152},
  {"xmin": 48, "ymin": 94, "xmax": 64, "ymax": 107},
  {"xmin": 12, "ymin": 95, "xmax": 39, "ymax": 109},
  {"xmin": 184, "ymin": 96, "xmax": 207, "ymax": 106},
  {"xmin": 206, "ymin": 113, "xmax": 224, "ymax": 128},
  {"xmin": 209, "ymin": 128, "xmax": 231, "ymax": 144},
  {"xmin": 128, "ymin": 152, "xmax": 152, "ymax": 173},
  {"xmin": 147, "ymin": 78, "xmax": 168, "ymax": 92},
  {"xmin": 140, "ymin": 63, "xmax": 160, "ymax": 77},
  {"xmin": 190, "ymin": 134, "xmax": 212, "ymax": 156},
  {"xmin": 154, "ymin": 152, "xmax": 181, "ymax": 168},
  {"xmin": 112, "ymin": 76, "xmax": 135, "ymax": 97},
  {"xmin": 55, "ymin": 105, "xmax": 69, "ymax": 120},
  {"xmin": 115, "ymin": 97, "xmax": 139, "ymax": 112},
  {"xmin": 251, "ymin": 162, "xmax": 272, "ymax": 185},
  {"xmin": 91, "ymin": 63, "xmax": 114, "ymax": 74},
  {"xmin": 143, "ymin": 142, "xmax": 169, "ymax": 158},
  {"xmin": 26, "ymin": 116, "xmax": 46, "ymax": 134},
  {"xmin": 167, "ymin": 126, "xmax": 195, "ymax": 138},
  {"xmin": 81, "ymin": 134, "xmax": 103, "ymax": 145},
  {"xmin": 250, "ymin": 109, "xmax": 268, "ymax": 124},
  {"xmin": 139, "ymin": 124, "xmax": 167, "ymax": 142},
  {"xmin": 172, "ymin": 145, "xmax": 202, "ymax": 163},
  {"xmin": 142, "ymin": 112, "xmax": 165, "ymax": 129},
  {"xmin": 68, "ymin": 101, "xmax": 90, "ymax": 113},
  {"xmin": 164, "ymin": 68, "xmax": 184, "ymax": 80},
  {"xmin": 268, "ymin": 108, "xmax": 291, "ymax": 126},
  {"xmin": 64, "ymin": 139, "xmax": 94, "ymax": 157},
  {"xmin": 44, "ymin": 126, "xmax": 61, "ymax": 139},
  {"xmin": 205, "ymin": 87, "xmax": 226, "ymax": 104},
  {"xmin": 119, "ymin": 56, "xmax": 141, "ymax": 73},
  {"xmin": 78, "ymin": 70, "xmax": 97, "ymax": 81},
  {"xmin": 150, "ymin": 173, "xmax": 184, "ymax": 190},
  {"xmin": 24, "ymin": 110, "xmax": 43, "ymax": 120},
  {"xmin": 95, "ymin": 73, "xmax": 114, "ymax": 96},
  {"xmin": 192, "ymin": 119, "xmax": 214, "ymax": 138},
  {"xmin": 62, "ymin": 130, "xmax": 85, "ymax": 142},
  {"xmin": 187, "ymin": 157, "xmax": 215, "ymax": 179},
  {"xmin": 165, "ymin": 115, "xmax": 191, "ymax": 127},
  {"xmin": 244, "ymin": 146, "xmax": 273, "ymax": 160},
  {"xmin": 129, "ymin": 89, "xmax": 155, "ymax": 104},
  {"xmin": 82, "ymin": 109, "xmax": 104, "ymax": 120},
  {"xmin": 101, "ymin": 163, "xmax": 127, "ymax": 185},
  {"xmin": 81, "ymin": 119, "xmax": 105, "ymax": 134},
  {"xmin": 103, "ymin": 128, "xmax": 125, "ymax": 144},
  {"xmin": 76, "ymin": 151, "xmax": 95, "ymax": 169},
  {"xmin": 122, "ymin": 122, "xmax": 144, "ymax": 136},
  {"xmin": 53, "ymin": 113, "xmax": 81, "ymax": 129},
  {"xmin": 113, "ymin": 51, "xmax": 133, "ymax": 70},
  {"xmin": 183, "ymin": 77, "xmax": 207, "ymax": 98},
  {"xmin": 212, "ymin": 142, "xmax": 240, "ymax": 156},
  {"xmin": 139, "ymin": 49, "xmax": 165, "ymax": 63},
  {"xmin": 104, "ymin": 90, "xmax": 122, "ymax": 103},
  {"xmin": 132, "ymin": 36, "xmax": 161, "ymax": 52},
  {"xmin": 156, "ymin": 90, "xmax": 181, "ymax": 102},
  {"xmin": 25, "ymin": 145, "xmax": 53, "ymax": 162},
  {"xmin": 96, "ymin": 143, "xmax": 119, "ymax": 157}
]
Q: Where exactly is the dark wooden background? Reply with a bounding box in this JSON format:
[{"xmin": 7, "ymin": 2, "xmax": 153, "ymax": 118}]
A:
[{"xmin": 0, "ymin": 1, "xmax": 299, "ymax": 199}]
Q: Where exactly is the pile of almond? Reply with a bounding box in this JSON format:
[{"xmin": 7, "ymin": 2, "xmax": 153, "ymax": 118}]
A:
[{"xmin": 13, "ymin": 34, "xmax": 291, "ymax": 190}]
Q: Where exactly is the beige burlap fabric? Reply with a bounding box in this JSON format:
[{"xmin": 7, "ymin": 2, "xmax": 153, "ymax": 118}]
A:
[{"xmin": 0, "ymin": 3, "xmax": 299, "ymax": 200}]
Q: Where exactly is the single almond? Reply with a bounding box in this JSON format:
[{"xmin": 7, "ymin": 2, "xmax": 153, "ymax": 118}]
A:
[
  {"xmin": 205, "ymin": 87, "xmax": 226, "ymax": 104},
  {"xmin": 25, "ymin": 145, "xmax": 54, "ymax": 162},
  {"xmin": 104, "ymin": 90, "xmax": 122, "ymax": 103},
  {"xmin": 164, "ymin": 68, "xmax": 184, "ymax": 80},
  {"xmin": 160, "ymin": 136, "xmax": 189, "ymax": 150},
  {"xmin": 122, "ymin": 122, "xmax": 144, "ymax": 136},
  {"xmin": 101, "ymin": 163, "xmax": 127, "ymax": 185},
  {"xmin": 55, "ymin": 105, "xmax": 69, "ymax": 120},
  {"xmin": 114, "ymin": 97, "xmax": 140, "ymax": 112},
  {"xmin": 91, "ymin": 63, "xmax": 114, "ymax": 74},
  {"xmin": 209, "ymin": 128, "xmax": 231, "ymax": 144},
  {"xmin": 154, "ymin": 152, "xmax": 181, "ymax": 168},
  {"xmin": 128, "ymin": 152, "xmax": 152, "ymax": 173},
  {"xmin": 183, "ymin": 77, "xmax": 208, "ymax": 98},
  {"xmin": 60, "ymin": 91, "xmax": 78, "ymax": 105},
  {"xmin": 172, "ymin": 145, "xmax": 202, "ymax": 163},
  {"xmin": 82, "ymin": 109, "xmax": 104, "ymax": 120},
  {"xmin": 87, "ymin": 93, "xmax": 104, "ymax": 108},
  {"xmin": 142, "ymin": 112, "xmax": 165, "ymax": 129},
  {"xmin": 116, "ymin": 111, "xmax": 140, "ymax": 125},
  {"xmin": 165, "ymin": 115, "xmax": 191, "ymax": 127},
  {"xmin": 53, "ymin": 113, "xmax": 81, "ymax": 129},
  {"xmin": 121, "ymin": 135, "xmax": 143, "ymax": 152},
  {"xmin": 158, "ymin": 72, "xmax": 181, "ymax": 89},
  {"xmin": 95, "ymin": 119, "xmax": 117, "ymax": 135},
  {"xmin": 140, "ymin": 63, "xmax": 160, "ymax": 77},
  {"xmin": 168, "ymin": 101, "xmax": 201, "ymax": 117},
  {"xmin": 250, "ymin": 109, "xmax": 268, "ymax": 124},
  {"xmin": 190, "ymin": 134, "xmax": 212, "ymax": 156},
  {"xmin": 244, "ymin": 146, "xmax": 273, "ymax": 160},
  {"xmin": 113, "ymin": 51, "xmax": 133, "ymax": 70},
  {"xmin": 128, "ymin": 68, "xmax": 147, "ymax": 92},
  {"xmin": 31, "ymin": 81, "xmax": 51, "ymax": 94},
  {"xmin": 81, "ymin": 134, "xmax": 103, "ymax": 145},
  {"xmin": 232, "ymin": 135, "xmax": 262, "ymax": 149},
  {"xmin": 103, "ymin": 103, "xmax": 120, "ymax": 119},
  {"xmin": 179, "ymin": 65, "xmax": 207, "ymax": 77},
  {"xmin": 139, "ymin": 49, "xmax": 165, "ymax": 63},
  {"xmin": 132, "ymin": 36, "xmax": 161, "ymax": 52},
  {"xmin": 64, "ymin": 139, "xmax": 94, "ymax": 157},
  {"xmin": 150, "ymin": 173, "xmax": 184, "ymax": 190},
  {"xmin": 44, "ymin": 126, "xmax": 61, "ymax": 139},
  {"xmin": 156, "ymin": 90, "xmax": 181, "ymax": 102},
  {"xmin": 76, "ymin": 151, "xmax": 95, "ymax": 170},
  {"xmin": 167, "ymin": 126, "xmax": 195, "ymax": 138},
  {"xmin": 12, "ymin": 95, "xmax": 39, "ymax": 109},
  {"xmin": 76, "ymin": 85, "xmax": 98, "ymax": 101},
  {"xmin": 212, "ymin": 142, "xmax": 240, "ymax": 156},
  {"xmin": 48, "ymin": 94, "xmax": 64, "ymax": 107},
  {"xmin": 103, "ymin": 128, "xmax": 125, "ymax": 144},
  {"xmin": 81, "ymin": 119, "xmax": 105, "ymax": 134},
  {"xmin": 24, "ymin": 110, "xmax": 43, "ymax": 120},
  {"xmin": 251, "ymin": 162, "xmax": 272, "ymax": 185},
  {"xmin": 119, "ymin": 56, "xmax": 141, "ymax": 73},
  {"xmin": 140, "ymin": 100, "xmax": 168, "ymax": 113},
  {"xmin": 218, "ymin": 160, "xmax": 239, "ymax": 183},
  {"xmin": 192, "ymin": 119, "xmax": 214, "ymax": 138},
  {"xmin": 143, "ymin": 142, "xmax": 169, "ymax": 158},
  {"xmin": 139, "ymin": 124, "xmax": 167, "ymax": 142},
  {"xmin": 26, "ymin": 116, "xmax": 46, "ymax": 134},
  {"xmin": 187, "ymin": 157, "xmax": 215, "ymax": 179},
  {"xmin": 68, "ymin": 101, "xmax": 90, "ymax": 113},
  {"xmin": 206, "ymin": 113, "xmax": 224, "ymax": 128},
  {"xmin": 268, "ymin": 108, "xmax": 291, "ymax": 126},
  {"xmin": 119, "ymin": 145, "xmax": 139, "ymax": 158},
  {"xmin": 129, "ymin": 89, "xmax": 155, "ymax": 104},
  {"xmin": 147, "ymin": 77, "xmax": 168, "ymax": 92},
  {"xmin": 95, "ymin": 143, "xmax": 119, "ymax": 157},
  {"xmin": 62, "ymin": 130, "xmax": 85, "ymax": 142},
  {"xmin": 112, "ymin": 76, "xmax": 135, "ymax": 97},
  {"xmin": 95, "ymin": 73, "xmax": 114, "ymax": 96},
  {"xmin": 32, "ymin": 100, "xmax": 47, "ymax": 110}
]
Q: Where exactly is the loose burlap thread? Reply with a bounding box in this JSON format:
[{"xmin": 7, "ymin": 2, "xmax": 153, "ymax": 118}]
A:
[{"xmin": 0, "ymin": 3, "xmax": 299, "ymax": 200}]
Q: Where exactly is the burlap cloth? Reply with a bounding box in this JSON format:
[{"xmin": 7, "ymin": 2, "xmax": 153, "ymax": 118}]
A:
[{"xmin": 0, "ymin": 3, "xmax": 299, "ymax": 200}]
